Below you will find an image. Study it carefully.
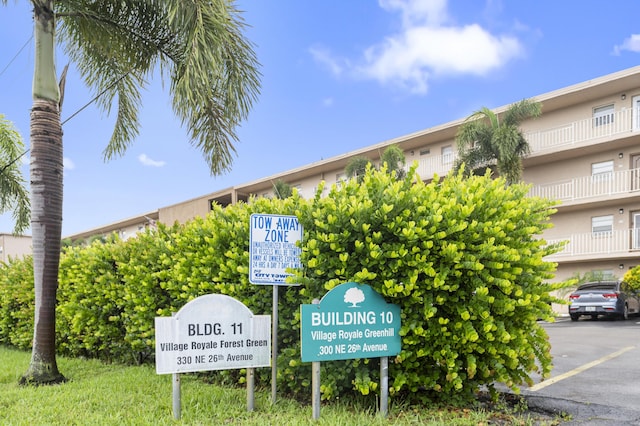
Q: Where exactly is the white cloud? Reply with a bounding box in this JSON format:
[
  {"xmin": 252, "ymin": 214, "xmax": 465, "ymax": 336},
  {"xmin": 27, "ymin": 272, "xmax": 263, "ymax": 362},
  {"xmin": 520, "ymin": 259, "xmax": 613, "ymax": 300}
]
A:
[
  {"xmin": 312, "ymin": 0, "xmax": 523, "ymax": 95},
  {"xmin": 63, "ymin": 157, "xmax": 75, "ymax": 170},
  {"xmin": 613, "ymin": 34, "xmax": 640, "ymax": 55},
  {"xmin": 309, "ymin": 45, "xmax": 346, "ymax": 76},
  {"xmin": 379, "ymin": 0, "xmax": 449, "ymax": 27},
  {"xmin": 322, "ymin": 97, "xmax": 334, "ymax": 107},
  {"xmin": 138, "ymin": 154, "xmax": 166, "ymax": 167}
]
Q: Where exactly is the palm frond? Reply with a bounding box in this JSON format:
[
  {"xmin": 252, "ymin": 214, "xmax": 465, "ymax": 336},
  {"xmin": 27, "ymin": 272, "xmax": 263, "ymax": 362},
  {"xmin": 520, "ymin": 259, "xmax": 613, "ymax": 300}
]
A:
[
  {"xmin": 56, "ymin": 0, "xmax": 260, "ymax": 175},
  {"xmin": 0, "ymin": 114, "xmax": 30, "ymax": 234}
]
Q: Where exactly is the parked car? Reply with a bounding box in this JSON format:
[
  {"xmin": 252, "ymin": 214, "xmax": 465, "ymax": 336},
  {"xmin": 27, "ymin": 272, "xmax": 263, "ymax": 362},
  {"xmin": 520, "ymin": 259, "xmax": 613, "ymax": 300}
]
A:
[{"xmin": 568, "ymin": 281, "xmax": 640, "ymax": 321}]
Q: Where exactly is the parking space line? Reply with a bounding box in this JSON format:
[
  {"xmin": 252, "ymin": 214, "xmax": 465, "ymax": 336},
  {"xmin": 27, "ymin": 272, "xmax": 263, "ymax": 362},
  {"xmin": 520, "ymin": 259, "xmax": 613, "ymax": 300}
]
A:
[{"xmin": 529, "ymin": 346, "xmax": 635, "ymax": 392}]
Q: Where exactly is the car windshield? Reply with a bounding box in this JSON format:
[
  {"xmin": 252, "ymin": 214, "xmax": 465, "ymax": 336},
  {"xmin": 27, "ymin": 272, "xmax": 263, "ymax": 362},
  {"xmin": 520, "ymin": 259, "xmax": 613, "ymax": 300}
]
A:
[{"xmin": 577, "ymin": 283, "xmax": 616, "ymax": 291}]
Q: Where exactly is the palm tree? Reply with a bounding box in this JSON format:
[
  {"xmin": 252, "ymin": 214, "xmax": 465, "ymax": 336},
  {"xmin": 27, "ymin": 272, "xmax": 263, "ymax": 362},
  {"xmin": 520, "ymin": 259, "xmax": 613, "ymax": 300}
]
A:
[
  {"xmin": 6, "ymin": 0, "xmax": 260, "ymax": 385},
  {"xmin": 345, "ymin": 156, "xmax": 372, "ymax": 183},
  {"xmin": 0, "ymin": 114, "xmax": 30, "ymax": 234},
  {"xmin": 273, "ymin": 179, "xmax": 293, "ymax": 199},
  {"xmin": 345, "ymin": 145, "xmax": 406, "ymax": 183},
  {"xmin": 454, "ymin": 99, "xmax": 541, "ymax": 185},
  {"xmin": 379, "ymin": 144, "xmax": 406, "ymax": 179}
]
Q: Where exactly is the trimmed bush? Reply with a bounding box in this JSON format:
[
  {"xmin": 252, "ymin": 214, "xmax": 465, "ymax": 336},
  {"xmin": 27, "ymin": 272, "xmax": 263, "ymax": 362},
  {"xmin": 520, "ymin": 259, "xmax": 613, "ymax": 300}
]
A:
[
  {"xmin": 0, "ymin": 255, "xmax": 34, "ymax": 349},
  {"xmin": 289, "ymin": 166, "xmax": 566, "ymax": 403},
  {"xmin": 57, "ymin": 237, "xmax": 129, "ymax": 361},
  {"xmin": 0, "ymin": 166, "xmax": 568, "ymax": 405}
]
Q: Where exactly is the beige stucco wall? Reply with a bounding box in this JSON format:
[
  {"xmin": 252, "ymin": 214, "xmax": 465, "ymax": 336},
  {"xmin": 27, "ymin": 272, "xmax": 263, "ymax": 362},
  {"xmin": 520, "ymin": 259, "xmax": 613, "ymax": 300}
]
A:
[{"xmin": 0, "ymin": 234, "xmax": 32, "ymax": 263}]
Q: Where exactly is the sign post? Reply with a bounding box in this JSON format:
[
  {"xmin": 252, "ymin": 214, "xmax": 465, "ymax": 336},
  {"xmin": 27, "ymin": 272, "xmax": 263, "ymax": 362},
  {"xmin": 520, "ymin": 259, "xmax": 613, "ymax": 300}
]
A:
[
  {"xmin": 249, "ymin": 213, "xmax": 303, "ymax": 404},
  {"xmin": 300, "ymin": 282, "xmax": 401, "ymax": 418}
]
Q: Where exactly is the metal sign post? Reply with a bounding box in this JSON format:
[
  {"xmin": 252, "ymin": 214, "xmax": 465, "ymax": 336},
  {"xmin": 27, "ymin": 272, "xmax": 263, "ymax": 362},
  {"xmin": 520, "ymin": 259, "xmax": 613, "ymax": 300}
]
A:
[
  {"xmin": 380, "ymin": 356, "xmax": 389, "ymax": 417},
  {"xmin": 249, "ymin": 213, "xmax": 303, "ymax": 404},
  {"xmin": 271, "ymin": 284, "xmax": 278, "ymax": 404}
]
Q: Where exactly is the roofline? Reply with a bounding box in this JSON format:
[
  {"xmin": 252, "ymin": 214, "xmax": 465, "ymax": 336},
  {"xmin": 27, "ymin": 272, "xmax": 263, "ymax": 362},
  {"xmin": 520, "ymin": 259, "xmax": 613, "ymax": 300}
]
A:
[{"xmin": 64, "ymin": 210, "xmax": 159, "ymax": 240}]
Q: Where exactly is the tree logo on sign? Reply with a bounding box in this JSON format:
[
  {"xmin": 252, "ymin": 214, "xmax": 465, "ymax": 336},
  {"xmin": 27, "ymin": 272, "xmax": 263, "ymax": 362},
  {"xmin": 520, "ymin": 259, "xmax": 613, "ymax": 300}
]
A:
[{"xmin": 344, "ymin": 287, "xmax": 365, "ymax": 307}]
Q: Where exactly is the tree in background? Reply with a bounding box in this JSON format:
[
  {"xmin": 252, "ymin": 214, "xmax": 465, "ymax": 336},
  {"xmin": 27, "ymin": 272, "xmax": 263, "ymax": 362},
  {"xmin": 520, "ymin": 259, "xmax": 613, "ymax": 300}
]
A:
[
  {"xmin": 571, "ymin": 270, "xmax": 618, "ymax": 284},
  {"xmin": 0, "ymin": 114, "xmax": 30, "ymax": 234},
  {"xmin": 345, "ymin": 156, "xmax": 372, "ymax": 183},
  {"xmin": 454, "ymin": 99, "xmax": 541, "ymax": 185},
  {"xmin": 273, "ymin": 179, "xmax": 293, "ymax": 199},
  {"xmin": 380, "ymin": 144, "xmax": 406, "ymax": 179},
  {"xmin": 5, "ymin": 0, "xmax": 260, "ymax": 385},
  {"xmin": 345, "ymin": 145, "xmax": 407, "ymax": 183},
  {"xmin": 623, "ymin": 266, "xmax": 640, "ymax": 291}
]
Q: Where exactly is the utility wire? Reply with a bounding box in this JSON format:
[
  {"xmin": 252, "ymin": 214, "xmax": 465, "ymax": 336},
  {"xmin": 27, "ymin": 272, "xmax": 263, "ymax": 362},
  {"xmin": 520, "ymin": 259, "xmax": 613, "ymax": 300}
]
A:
[
  {"xmin": 0, "ymin": 36, "xmax": 32, "ymax": 79},
  {"xmin": 61, "ymin": 70, "xmax": 131, "ymax": 126},
  {"xmin": 0, "ymin": 32, "xmax": 129, "ymax": 128},
  {"xmin": 0, "ymin": 149, "xmax": 29, "ymax": 175},
  {"xmin": 1, "ymin": 34, "xmax": 134, "ymax": 174},
  {"xmin": 0, "ymin": 37, "xmax": 32, "ymax": 176}
]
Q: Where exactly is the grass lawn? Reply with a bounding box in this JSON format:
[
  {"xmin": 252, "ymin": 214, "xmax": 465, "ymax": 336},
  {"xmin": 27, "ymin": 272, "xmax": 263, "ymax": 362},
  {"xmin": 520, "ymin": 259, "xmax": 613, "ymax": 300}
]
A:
[{"xmin": 0, "ymin": 346, "xmax": 560, "ymax": 425}]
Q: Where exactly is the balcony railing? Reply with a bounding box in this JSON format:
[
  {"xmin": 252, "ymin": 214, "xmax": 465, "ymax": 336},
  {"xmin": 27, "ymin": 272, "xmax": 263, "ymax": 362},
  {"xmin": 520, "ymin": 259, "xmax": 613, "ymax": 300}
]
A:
[
  {"xmin": 529, "ymin": 168, "xmax": 640, "ymax": 202},
  {"xmin": 525, "ymin": 107, "xmax": 638, "ymax": 153},
  {"xmin": 545, "ymin": 228, "xmax": 640, "ymax": 259},
  {"xmin": 413, "ymin": 153, "xmax": 458, "ymax": 179},
  {"xmin": 411, "ymin": 108, "xmax": 639, "ymax": 179}
]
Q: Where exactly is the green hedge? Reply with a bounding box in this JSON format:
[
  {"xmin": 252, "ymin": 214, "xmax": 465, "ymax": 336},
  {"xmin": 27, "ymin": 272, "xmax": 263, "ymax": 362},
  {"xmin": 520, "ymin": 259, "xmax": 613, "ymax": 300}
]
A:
[
  {"xmin": 291, "ymin": 166, "xmax": 565, "ymax": 403},
  {"xmin": 0, "ymin": 166, "xmax": 568, "ymax": 404},
  {"xmin": 0, "ymin": 255, "xmax": 34, "ymax": 349}
]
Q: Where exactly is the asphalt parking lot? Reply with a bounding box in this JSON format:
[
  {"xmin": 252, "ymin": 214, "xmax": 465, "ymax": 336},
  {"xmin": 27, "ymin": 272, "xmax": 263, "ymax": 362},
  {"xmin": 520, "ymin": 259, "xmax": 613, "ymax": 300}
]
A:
[{"xmin": 518, "ymin": 316, "xmax": 640, "ymax": 425}]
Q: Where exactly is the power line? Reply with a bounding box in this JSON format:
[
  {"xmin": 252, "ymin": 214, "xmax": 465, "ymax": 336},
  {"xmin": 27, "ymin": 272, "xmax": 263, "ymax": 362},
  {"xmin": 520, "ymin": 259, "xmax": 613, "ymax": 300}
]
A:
[
  {"xmin": 0, "ymin": 36, "xmax": 32, "ymax": 79},
  {"xmin": 62, "ymin": 70, "xmax": 131, "ymax": 126},
  {"xmin": 0, "ymin": 149, "xmax": 29, "ymax": 176},
  {"xmin": 0, "ymin": 33, "xmax": 132, "ymax": 130}
]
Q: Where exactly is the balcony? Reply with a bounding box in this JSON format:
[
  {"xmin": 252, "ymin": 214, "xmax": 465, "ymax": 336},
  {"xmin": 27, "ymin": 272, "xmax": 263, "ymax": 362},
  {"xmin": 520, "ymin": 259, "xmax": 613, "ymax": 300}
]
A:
[
  {"xmin": 413, "ymin": 154, "xmax": 457, "ymax": 179},
  {"xmin": 525, "ymin": 107, "xmax": 638, "ymax": 153},
  {"xmin": 411, "ymin": 107, "xmax": 639, "ymax": 179},
  {"xmin": 528, "ymin": 167, "xmax": 640, "ymax": 202},
  {"xmin": 545, "ymin": 228, "xmax": 640, "ymax": 261}
]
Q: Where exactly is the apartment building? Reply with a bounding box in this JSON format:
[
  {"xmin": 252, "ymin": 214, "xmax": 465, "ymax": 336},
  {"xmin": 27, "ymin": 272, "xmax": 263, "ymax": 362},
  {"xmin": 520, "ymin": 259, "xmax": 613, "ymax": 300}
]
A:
[
  {"xmin": 25, "ymin": 66, "xmax": 640, "ymax": 284},
  {"xmin": 0, "ymin": 233, "xmax": 32, "ymax": 263}
]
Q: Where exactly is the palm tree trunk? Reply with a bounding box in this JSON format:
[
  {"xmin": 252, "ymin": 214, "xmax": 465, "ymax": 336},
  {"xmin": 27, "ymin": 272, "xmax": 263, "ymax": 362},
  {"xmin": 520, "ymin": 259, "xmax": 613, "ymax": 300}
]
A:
[
  {"xmin": 20, "ymin": 0, "xmax": 65, "ymax": 385},
  {"xmin": 20, "ymin": 99, "xmax": 66, "ymax": 385}
]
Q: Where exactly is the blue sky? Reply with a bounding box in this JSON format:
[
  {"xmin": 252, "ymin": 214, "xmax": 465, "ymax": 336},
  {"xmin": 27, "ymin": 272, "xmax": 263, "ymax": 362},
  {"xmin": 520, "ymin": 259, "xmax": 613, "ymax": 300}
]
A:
[{"xmin": 1, "ymin": 0, "xmax": 640, "ymax": 237}]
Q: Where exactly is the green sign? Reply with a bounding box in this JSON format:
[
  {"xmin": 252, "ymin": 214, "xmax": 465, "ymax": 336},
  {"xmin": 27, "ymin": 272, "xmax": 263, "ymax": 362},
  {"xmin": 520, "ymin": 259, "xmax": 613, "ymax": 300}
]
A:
[{"xmin": 300, "ymin": 282, "xmax": 401, "ymax": 362}]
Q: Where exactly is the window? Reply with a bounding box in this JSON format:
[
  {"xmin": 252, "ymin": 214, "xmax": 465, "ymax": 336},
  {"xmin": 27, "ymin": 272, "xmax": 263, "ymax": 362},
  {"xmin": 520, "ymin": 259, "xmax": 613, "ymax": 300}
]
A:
[
  {"xmin": 593, "ymin": 104, "xmax": 614, "ymax": 127},
  {"xmin": 419, "ymin": 148, "xmax": 430, "ymax": 156},
  {"xmin": 442, "ymin": 145, "xmax": 453, "ymax": 165},
  {"xmin": 594, "ymin": 270, "xmax": 615, "ymax": 280},
  {"xmin": 591, "ymin": 215, "xmax": 613, "ymax": 235},
  {"xmin": 591, "ymin": 160, "xmax": 613, "ymax": 182},
  {"xmin": 633, "ymin": 211, "xmax": 640, "ymax": 250}
]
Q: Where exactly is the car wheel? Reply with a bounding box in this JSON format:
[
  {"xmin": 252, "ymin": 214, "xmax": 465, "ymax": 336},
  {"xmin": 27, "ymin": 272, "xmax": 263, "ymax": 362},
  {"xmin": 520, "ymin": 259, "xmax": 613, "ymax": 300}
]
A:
[
  {"xmin": 570, "ymin": 314, "xmax": 579, "ymax": 321},
  {"xmin": 621, "ymin": 304, "xmax": 629, "ymax": 320}
]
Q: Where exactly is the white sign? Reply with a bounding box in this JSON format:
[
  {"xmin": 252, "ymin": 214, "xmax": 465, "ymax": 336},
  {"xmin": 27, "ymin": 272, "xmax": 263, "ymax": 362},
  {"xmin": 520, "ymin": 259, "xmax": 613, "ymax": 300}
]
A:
[
  {"xmin": 155, "ymin": 294, "xmax": 271, "ymax": 374},
  {"xmin": 249, "ymin": 213, "xmax": 303, "ymax": 285}
]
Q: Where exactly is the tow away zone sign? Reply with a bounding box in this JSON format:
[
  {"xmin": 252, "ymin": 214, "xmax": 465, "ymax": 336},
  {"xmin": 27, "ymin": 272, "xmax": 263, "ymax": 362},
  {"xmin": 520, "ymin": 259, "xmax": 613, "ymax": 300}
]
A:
[{"xmin": 249, "ymin": 213, "xmax": 302, "ymax": 285}]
